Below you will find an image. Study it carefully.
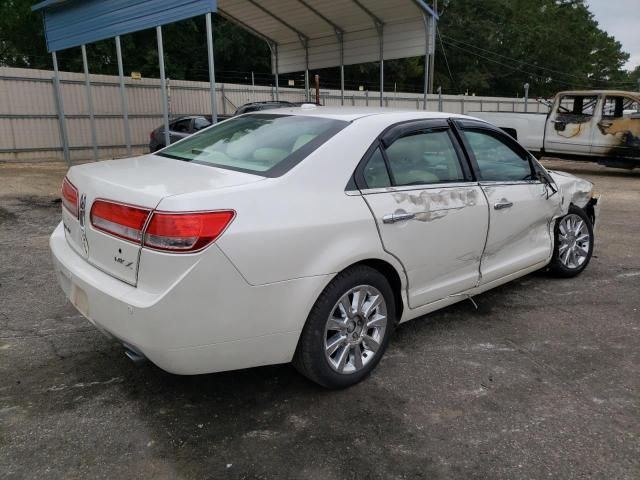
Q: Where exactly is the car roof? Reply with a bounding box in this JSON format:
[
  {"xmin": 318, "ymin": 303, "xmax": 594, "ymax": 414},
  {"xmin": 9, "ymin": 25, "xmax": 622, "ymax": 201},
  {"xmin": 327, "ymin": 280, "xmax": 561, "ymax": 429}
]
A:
[{"xmin": 244, "ymin": 105, "xmax": 476, "ymax": 123}]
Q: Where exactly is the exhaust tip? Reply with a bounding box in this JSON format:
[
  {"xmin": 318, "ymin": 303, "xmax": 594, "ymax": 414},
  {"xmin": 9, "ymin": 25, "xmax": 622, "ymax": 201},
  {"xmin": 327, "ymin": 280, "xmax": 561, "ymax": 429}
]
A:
[{"xmin": 122, "ymin": 343, "xmax": 147, "ymax": 365}]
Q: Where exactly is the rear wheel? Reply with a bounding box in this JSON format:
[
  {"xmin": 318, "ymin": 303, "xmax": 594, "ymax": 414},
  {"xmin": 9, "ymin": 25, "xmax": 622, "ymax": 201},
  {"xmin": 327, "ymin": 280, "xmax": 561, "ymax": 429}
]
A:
[
  {"xmin": 549, "ymin": 205, "xmax": 594, "ymax": 277},
  {"xmin": 293, "ymin": 266, "xmax": 395, "ymax": 388}
]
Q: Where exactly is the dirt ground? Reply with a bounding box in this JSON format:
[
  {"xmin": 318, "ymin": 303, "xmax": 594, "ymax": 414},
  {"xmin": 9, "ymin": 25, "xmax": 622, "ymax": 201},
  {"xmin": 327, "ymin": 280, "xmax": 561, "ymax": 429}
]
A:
[{"xmin": 0, "ymin": 158, "xmax": 638, "ymax": 479}]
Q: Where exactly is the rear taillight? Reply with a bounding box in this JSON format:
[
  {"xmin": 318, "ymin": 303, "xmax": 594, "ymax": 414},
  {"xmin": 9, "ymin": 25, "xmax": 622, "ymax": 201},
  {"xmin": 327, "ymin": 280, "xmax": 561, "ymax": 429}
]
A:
[
  {"xmin": 90, "ymin": 200, "xmax": 151, "ymax": 243},
  {"xmin": 90, "ymin": 199, "xmax": 234, "ymax": 253},
  {"xmin": 144, "ymin": 211, "xmax": 235, "ymax": 252},
  {"xmin": 61, "ymin": 177, "xmax": 78, "ymax": 218}
]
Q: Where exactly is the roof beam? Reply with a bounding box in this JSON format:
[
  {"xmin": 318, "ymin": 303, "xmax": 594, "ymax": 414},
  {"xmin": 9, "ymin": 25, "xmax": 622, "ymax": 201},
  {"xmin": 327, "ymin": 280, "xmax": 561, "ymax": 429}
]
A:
[
  {"xmin": 351, "ymin": 0, "xmax": 384, "ymax": 28},
  {"xmin": 412, "ymin": 0, "xmax": 439, "ymax": 20},
  {"xmin": 217, "ymin": 8, "xmax": 277, "ymax": 46},
  {"xmin": 246, "ymin": 0, "xmax": 309, "ymax": 43},
  {"xmin": 297, "ymin": 0, "xmax": 344, "ymax": 36}
]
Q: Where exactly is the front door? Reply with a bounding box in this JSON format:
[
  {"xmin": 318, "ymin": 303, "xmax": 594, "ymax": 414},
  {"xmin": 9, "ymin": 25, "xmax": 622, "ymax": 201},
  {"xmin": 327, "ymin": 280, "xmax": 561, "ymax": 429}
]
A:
[
  {"xmin": 458, "ymin": 123, "xmax": 561, "ymax": 284},
  {"xmin": 357, "ymin": 120, "xmax": 489, "ymax": 308},
  {"xmin": 544, "ymin": 93, "xmax": 599, "ymax": 155},
  {"xmin": 591, "ymin": 94, "xmax": 640, "ymax": 158}
]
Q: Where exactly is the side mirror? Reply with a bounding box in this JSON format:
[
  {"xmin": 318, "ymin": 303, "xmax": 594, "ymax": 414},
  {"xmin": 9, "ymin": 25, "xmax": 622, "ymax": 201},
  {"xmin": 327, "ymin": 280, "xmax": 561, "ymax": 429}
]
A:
[{"xmin": 537, "ymin": 169, "xmax": 558, "ymax": 198}]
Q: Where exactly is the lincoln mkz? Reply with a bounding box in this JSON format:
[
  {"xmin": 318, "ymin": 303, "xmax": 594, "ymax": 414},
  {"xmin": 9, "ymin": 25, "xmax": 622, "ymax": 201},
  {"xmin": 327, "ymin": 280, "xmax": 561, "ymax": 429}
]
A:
[{"xmin": 51, "ymin": 106, "xmax": 599, "ymax": 387}]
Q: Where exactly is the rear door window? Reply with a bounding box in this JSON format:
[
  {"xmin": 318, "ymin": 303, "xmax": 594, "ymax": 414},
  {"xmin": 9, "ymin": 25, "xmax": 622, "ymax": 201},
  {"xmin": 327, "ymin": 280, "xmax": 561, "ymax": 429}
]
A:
[
  {"xmin": 384, "ymin": 129, "xmax": 465, "ymax": 186},
  {"xmin": 602, "ymin": 96, "xmax": 640, "ymax": 117},
  {"xmin": 362, "ymin": 148, "xmax": 391, "ymax": 188}
]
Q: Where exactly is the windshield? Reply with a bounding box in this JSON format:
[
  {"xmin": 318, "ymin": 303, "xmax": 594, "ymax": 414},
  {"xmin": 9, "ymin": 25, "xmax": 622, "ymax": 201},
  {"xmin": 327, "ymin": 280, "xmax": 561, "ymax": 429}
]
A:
[{"xmin": 158, "ymin": 114, "xmax": 347, "ymax": 177}]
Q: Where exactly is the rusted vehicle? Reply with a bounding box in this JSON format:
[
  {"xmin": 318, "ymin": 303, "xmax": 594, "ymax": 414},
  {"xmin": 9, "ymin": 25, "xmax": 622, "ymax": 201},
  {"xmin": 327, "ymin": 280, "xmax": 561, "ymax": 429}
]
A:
[{"xmin": 473, "ymin": 90, "xmax": 640, "ymax": 169}]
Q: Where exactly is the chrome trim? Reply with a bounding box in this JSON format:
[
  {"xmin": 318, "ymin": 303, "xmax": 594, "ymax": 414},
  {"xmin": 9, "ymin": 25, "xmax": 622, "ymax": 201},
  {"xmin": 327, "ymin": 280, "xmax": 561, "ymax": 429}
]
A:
[
  {"xmin": 383, "ymin": 212, "xmax": 416, "ymax": 224},
  {"xmin": 479, "ymin": 180, "xmax": 543, "ymax": 186},
  {"xmin": 360, "ymin": 181, "xmax": 479, "ymax": 195}
]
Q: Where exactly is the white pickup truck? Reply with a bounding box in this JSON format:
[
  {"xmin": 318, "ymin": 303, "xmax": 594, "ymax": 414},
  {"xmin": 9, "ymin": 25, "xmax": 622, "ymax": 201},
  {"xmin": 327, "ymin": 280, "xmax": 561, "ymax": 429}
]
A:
[{"xmin": 473, "ymin": 90, "xmax": 640, "ymax": 169}]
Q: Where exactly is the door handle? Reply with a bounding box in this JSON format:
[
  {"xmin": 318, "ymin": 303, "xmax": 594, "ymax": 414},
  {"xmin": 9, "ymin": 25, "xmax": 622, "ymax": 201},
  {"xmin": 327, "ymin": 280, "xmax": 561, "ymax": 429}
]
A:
[
  {"xmin": 383, "ymin": 212, "xmax": 416, "ymax": 224},
  {"xmin": 494, "ymin": 201, "xmax": 513, "ymax": 210}
]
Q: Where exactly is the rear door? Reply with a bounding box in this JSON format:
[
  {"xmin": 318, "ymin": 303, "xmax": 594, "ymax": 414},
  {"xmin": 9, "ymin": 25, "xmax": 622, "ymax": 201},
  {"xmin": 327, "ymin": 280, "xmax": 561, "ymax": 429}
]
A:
[
  {"xmin": 544, "ymin": 94, "xmax": 599, "ymax": 155},
  {"xmin": 457, "ymin": 121, "xmax": 561, "ymax": 284},
  {"xmin": 358, "ymin": 119, "xmax": 489, "ymax": 308},
  {"xmin": 591, "ymin": 94, "xmax": 640, "ymax": 158}
]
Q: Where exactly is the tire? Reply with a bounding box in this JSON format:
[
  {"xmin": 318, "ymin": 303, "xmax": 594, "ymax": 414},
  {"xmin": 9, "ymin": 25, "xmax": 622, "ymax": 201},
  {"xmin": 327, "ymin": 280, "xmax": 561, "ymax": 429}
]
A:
[
  {"xmin": 293, "ymin": 265, "xmax": 396, "ymax": 388},
  {"xmin": 548, "ymin": 205, "xmax": 594, "ymax": 277}
]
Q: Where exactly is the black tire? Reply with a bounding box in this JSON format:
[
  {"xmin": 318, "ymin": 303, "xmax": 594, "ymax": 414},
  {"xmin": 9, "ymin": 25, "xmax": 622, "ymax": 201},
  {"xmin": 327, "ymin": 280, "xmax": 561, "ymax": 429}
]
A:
[
  {"xmin": 293, "ymin": 265, "xmax": 396, "ymax": 388},
  {"xmin": 548, "ymin": 205, "xmax": 594, "ymax": 278}
]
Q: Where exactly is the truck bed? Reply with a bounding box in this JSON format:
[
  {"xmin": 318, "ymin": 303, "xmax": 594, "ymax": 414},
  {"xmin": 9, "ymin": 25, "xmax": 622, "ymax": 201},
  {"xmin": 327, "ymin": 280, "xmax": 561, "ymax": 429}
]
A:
[{"xmin": 470, "ymin": 111, "xmax": 548, "ymax": 152}]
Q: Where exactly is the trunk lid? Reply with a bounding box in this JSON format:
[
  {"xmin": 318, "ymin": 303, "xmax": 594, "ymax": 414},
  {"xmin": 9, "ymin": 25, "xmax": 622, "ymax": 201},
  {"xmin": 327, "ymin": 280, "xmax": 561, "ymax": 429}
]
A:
[{"xmin": 63, "ymin": 154, "xmax": 263, "ymax": 284}]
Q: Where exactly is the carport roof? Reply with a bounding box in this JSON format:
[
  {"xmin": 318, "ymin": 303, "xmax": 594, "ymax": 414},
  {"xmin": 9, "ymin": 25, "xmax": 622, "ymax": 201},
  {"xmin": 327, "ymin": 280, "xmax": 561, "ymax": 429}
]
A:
[
  {"xmin": 217, "ymin": 0, "xmax": 437, "ymax": 72},
  {"xmin": 33, "ymin": 0, "xmax": 438, "ymax": 73},
  {"xmin": 217, "ymin": 1, "xmax": 437, "ymax": 44}
]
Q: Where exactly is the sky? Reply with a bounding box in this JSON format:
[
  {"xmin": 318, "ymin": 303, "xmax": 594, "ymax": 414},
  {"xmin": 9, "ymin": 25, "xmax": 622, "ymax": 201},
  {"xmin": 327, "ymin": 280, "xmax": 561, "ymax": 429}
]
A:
[{"xmin": 586, "ymin": 0, "xmax": 640, "ymax": 71}]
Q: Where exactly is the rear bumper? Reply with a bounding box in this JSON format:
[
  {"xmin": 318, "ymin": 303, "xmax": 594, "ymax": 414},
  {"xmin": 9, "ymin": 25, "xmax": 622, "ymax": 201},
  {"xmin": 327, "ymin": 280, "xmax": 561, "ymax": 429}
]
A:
[{"xmin": 50, "ymin": 222, "xmax": 329, "ymax": 374}]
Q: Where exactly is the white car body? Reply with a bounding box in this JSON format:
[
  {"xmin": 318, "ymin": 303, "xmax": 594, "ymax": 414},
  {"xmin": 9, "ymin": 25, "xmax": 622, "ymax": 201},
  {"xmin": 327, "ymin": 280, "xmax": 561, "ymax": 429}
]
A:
[{"xmin": 50, "ymin": 107, "xmax": 598, "ymax": 376}]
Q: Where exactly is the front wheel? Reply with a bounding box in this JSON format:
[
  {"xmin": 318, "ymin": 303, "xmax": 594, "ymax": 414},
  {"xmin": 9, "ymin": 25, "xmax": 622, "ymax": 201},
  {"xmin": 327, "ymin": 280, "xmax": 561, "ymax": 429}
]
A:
[
  {"xmin": 293, "ymin": 266, "xmax": 395, "ymax": 388},
  {"xmin": 548, "ymin": 205, "xmax": 594, "ymax": 277}
]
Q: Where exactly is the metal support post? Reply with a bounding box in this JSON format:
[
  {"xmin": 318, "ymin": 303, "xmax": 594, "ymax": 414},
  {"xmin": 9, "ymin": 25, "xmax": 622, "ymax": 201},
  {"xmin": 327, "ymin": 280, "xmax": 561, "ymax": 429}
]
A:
[
  {"xmin": 221, "ymin": 83, "xmax": 226, "ymax": 115},
  {"xmin": 378, "ymin": 24, "xmax": 384, "ymax": 106},
  {"xmin": 157, "ymin": 26, "xmax": 170, "ymax": 147},
  {"xmin": 303, "ymin": 40, "xmax": 309, "ymax": 102},
  {"xmin": 422, "ymin": 13, "xmax": 429, "ymax": 110},
  {"xmin": 205, "ymin": 13, "xmax": 218, "ymax": 123},
  {"xmin": 524, "ymin": 82, "xmax": 530, "ymax": 113},
  {"xmin": 115, "ymin": 36, "xmax": 131, "ymax": 156},
  {"xmin": 51, "ymin": 52, "xmax": 70, "ymax": 166},
  {"xmin": 81, "ymin": 45, "xmax": 98, "ymax": 160},
  {"xmin": 429, "ymin": 1, "xmax": 437, "ymax": 94},
  {"xmin": 274, "ymin": 44, "xmax": 280, "ymax": 101},
  {"xmin": 251, "ymin": 71, "xmax": 255, "ymax": 100},
  {"xmin": 437, "ymin": 86, "xmax": 442, "ymax": 112},
  {"xmin": 337, "ymin": 31, "xmax": 345, "ymax": 106}
]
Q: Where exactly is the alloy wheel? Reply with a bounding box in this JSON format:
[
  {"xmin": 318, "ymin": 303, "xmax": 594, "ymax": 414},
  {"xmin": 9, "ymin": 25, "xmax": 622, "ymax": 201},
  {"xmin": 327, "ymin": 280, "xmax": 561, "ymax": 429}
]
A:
[
  {"xmin": 558, "ymin": 213, "xmax": 591, "ymax": 269},
  {"xmin": 324, "ymin": 285, "xmax": 388, "ymax": 374}
]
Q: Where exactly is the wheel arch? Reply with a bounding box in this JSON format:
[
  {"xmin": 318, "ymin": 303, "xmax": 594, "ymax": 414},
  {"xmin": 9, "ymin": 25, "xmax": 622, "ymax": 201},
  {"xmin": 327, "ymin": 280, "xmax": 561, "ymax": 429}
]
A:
[{"xmin": 331, "ymin": 258, "xmax": 405, "ymax": 322}]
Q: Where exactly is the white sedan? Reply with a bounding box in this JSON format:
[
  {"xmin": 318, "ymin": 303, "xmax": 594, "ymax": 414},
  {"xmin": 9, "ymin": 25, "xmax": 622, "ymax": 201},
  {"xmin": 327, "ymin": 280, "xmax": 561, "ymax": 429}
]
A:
[{"xmin": 51, "ymin": 107, "xmax": 599, "ymax": 388}]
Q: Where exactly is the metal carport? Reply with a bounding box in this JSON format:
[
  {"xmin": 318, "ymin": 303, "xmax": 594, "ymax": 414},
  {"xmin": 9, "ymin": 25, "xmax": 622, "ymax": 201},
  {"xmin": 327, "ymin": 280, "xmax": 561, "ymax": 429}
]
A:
[
  {"xmin": 217, "ymin": 1, "xmax": 438, "ymax": 106},
  {"xmin": 32, "ymin": 0, "xmax": 437, "ymax": 165}
]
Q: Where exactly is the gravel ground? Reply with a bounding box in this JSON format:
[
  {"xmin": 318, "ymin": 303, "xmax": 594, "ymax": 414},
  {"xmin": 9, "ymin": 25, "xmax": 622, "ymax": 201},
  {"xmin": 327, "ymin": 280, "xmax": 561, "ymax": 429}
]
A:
[{"xmin": 0, "ymin": 158, "xmax": 638, "ymax": 479}]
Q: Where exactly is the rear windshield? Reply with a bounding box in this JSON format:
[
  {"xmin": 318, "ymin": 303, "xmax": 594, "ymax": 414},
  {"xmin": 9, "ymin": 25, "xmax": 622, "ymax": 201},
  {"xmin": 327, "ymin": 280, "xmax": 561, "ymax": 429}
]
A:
[{"xmin": 158, "ymin": 114, "xmax": 347, "ymax": 177}]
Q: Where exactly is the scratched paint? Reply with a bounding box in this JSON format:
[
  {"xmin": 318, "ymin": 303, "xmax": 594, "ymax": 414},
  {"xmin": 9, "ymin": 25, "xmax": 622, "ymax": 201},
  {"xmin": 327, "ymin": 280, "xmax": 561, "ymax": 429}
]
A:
[{"xmin": 391, "ymin": 187, "xmax": 480, "ymax": 223}]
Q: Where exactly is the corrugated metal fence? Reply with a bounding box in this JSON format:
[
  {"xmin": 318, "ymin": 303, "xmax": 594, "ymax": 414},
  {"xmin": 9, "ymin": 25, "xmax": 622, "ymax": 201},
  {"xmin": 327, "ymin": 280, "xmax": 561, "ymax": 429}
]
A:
[{"xmin": 0, "ymin": 67, "xmax": 548, "ymax": 162}]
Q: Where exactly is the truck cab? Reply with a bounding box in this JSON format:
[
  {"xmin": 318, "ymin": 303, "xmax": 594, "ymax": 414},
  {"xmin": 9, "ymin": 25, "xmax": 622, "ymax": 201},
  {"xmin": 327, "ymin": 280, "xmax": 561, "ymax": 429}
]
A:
[{"xmin": 473, "ymin": 90, "xmax": 640, "ymax": 168}]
